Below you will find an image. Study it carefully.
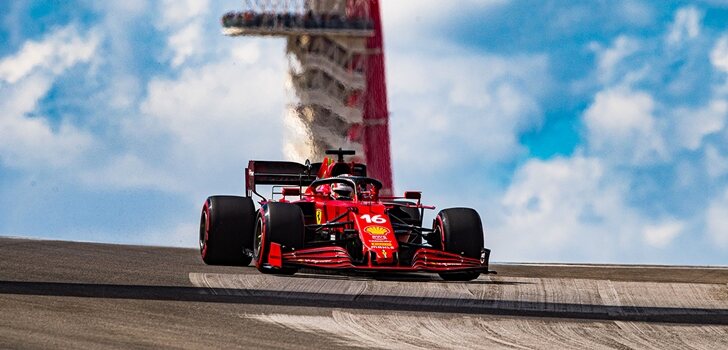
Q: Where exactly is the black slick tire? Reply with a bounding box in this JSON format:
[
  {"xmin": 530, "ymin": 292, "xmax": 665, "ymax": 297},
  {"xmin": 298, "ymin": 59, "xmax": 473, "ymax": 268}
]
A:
[
  {"xmin": 254, "ymin": 202, "xmax": 304, "ymax": 275},
  {"xmin": 199, "ymin": 196, "xmax": 256, "ymax": 266},
  {"xmin": 432, "ymin": 207, "xmax": 484, "ymax": 281}
]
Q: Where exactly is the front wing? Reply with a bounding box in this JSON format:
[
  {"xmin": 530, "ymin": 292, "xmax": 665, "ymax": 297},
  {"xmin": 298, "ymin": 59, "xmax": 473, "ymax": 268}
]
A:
[{"xmin": 272, "ymin": 244, "xmax": 493, "ymax": 273}]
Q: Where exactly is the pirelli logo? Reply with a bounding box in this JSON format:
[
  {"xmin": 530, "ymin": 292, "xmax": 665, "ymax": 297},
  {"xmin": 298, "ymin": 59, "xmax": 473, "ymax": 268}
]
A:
[{"xmin": 364, "ymin": 226, "xmax": 390, "ymax": 235}]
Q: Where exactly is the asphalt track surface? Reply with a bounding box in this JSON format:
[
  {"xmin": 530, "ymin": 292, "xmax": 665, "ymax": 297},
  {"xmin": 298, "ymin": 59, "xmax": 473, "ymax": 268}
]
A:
[{"xmin": 1, "ymin": 237, "xmax": 727, "ymax": 349}]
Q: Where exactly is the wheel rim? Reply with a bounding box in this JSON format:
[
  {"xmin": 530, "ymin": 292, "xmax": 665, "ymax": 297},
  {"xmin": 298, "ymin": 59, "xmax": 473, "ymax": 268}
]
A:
[
  {"xmin": 199, "ymin": 210, "xmax": 208, "ymax": 254},
  {"xmin": 254, "ymin": 216, "xmax": 264, "ymax": 264},
  {"xmin": 430, "ymin": 216, "xmax": 444, "ymax": 249}
]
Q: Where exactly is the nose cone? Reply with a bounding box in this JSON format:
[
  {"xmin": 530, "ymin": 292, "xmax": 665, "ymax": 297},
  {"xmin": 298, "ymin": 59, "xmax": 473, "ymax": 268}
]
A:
[
  {"xmin": 370, "ymin": 247, "xmax": 396, "ymax": 265},
  {"xmin": 353, "ymin": 205, "xmax": 399, "ymax": 265}
]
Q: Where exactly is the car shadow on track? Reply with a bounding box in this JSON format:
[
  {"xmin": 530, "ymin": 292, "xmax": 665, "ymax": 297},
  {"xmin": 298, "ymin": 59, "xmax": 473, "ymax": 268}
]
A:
[
  {"xmin": 370, "ymin": 275, "xmax": 527, "ymax": 285},
  {"xmin": 1, "ymin": 279, "xmax": 727, "ymax": 326},
  {"xmin": 289, "ymin": 271, "xmax": 528, "ymax": 285}
]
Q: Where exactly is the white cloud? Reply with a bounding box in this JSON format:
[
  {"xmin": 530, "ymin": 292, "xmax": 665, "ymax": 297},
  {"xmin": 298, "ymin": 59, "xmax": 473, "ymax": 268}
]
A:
[
  {"xmin": 158, "ymin": 0, "xmax": 210, "ymax": 67},
  {"xmin": 494, "ymin": 155, "xmax": 692, "ymax": 261},
  {"xmin": 643, "ymin": 220, "xmax": 683, "ymax": 248},
  {"xmin": 382, "ymin": 0, "xmax": 507, "ymax": 29},
  {"xmin": 0, "ymin": 8, "xmax": 286, "ymax": 200},
  {"xmin": 139, "ymin": 42, "xmax": 284, "ymax": 148},
  {"xmin": 705, "ymin": 145, "xmax": 728, "ymax": 178},
  {"xmin": 381, "ymin": 0, "xmax": 508, "ymax": 48},
  {"xmin": 666, "ymin": 6, "xmax": 702, "ymax": 46},
  {"xmin": 619, "ymin": 1, "xmax": 655, "ymax": 26},
  {"xmin": 168, "ymin": 22, "xmax": 204, "ymax": 67},
  {"xmin": 495, "ymin": 156, "xmax": 638, "ymax": 261},
  {"xmin": 381, "ymin": 1, "xmax": 549, "ymax": 229},
  {"xmin": 91, "ymin": 39, "xmax": 289, "ymax": 199},
  {"xmin": 583, "ymin": 87, "xmax": 667, "ymax": 164},
  {"xmin": 389, "ymin": 51, "xmax": 547, "ymax": 173},
  {"xmin": 674, "ymin": 99, "xmax": 728, "ymax": 150},
  {"xmin": 0, "ymin": 3, "xmax": 291, "ymax": 247},
  {"xmin": 0, "ymin": 75, "xmax": 94, "ymax": 169},
  {"xmin": 590, "ymin": 36, "xmax": 640, "ymax": 84},
  {"xmin": 0, "ymin": 26, "xmax": 100, "ymax": 84},
  {"xmin": 106, "ymin": 74, "xmax": 141, "ymax": 110},
  {"xmin": 80, "ymin": 153, "xmax": 183, "ymax": 192},
  {"xmin": 97, "ymin": 1, "xmax": 148, "ymax": 17},
  {"xmin": 707, "ymin": 188, "xmax": 728, "ymax": 248},
  {"xmin": 159, "ymin": 0, "xmax": 209, "ymax": 27},
  {"xmin": 711, "ymin": 34, "xmax": 728, "ymax": 73},
  {"xmin": 0, "ymin": 25, "xmax": 99, "ymax": 170},
  {"xmin": 549, "ymin": 2, "xmax": 654, "ymax": 34},
  {"xmin": 563, "ymin": 5, "xmax": 728, "ymax": 260}
]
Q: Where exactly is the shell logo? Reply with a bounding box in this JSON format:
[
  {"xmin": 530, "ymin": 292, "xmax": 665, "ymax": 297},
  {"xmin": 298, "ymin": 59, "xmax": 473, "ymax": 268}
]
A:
[{"xmin": 364, "ymin": 225, "xmax": 390, "ymax": 235}]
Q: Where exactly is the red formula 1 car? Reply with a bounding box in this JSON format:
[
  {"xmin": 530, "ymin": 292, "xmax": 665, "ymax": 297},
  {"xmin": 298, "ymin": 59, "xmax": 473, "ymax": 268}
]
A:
[{"xmin": 199, "ymin": 149, "xmax": 492, "ymax": 281}]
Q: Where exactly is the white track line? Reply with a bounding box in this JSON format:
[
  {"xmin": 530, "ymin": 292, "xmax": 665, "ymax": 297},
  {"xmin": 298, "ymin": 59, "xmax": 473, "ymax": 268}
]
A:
[{"xmin": 244, "ymin": 311, "xmax": 728, "ymax": 350}]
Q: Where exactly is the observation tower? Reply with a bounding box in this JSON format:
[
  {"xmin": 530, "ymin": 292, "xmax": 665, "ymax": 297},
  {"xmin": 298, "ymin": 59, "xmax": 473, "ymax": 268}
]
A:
[{"xmin": 221, "ymin": 0, "xmax": 393, "ymax": 194}]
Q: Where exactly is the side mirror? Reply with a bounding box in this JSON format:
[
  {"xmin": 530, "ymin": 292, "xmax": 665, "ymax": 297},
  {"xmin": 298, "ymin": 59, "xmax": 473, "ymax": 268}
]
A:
[
  {"xmin": 404, "ymin": 191, "xmax": 421, "ymax": 200},
  {"xmin": 282, "ymin": 187, "xmax": 301, "ymax": 196}
]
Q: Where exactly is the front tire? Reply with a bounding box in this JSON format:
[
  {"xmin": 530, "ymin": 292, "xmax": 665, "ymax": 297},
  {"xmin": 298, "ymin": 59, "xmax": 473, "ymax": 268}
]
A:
[
  {"xmin": 432, "ymin": 208, "xmax": 484, "ymax": 281},
  {"xmin": 254, "ymin": 202, "xmax": 304, "ymax": 274},
  {"xmin": 199, "ymin": 196, "xmax": 255, "ymax": 266}
]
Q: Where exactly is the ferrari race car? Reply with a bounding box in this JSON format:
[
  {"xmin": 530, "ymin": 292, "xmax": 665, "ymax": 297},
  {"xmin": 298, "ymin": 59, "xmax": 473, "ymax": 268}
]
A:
[{"xmin": 199, "ymin": 149, "xmax": 492, "ymax": 281}]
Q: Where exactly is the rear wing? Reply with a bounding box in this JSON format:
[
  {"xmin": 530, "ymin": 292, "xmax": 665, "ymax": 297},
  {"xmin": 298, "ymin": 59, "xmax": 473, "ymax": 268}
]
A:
[{"xmin": 245, "ymin": 160, "xmax": 321, "ymax": 198}]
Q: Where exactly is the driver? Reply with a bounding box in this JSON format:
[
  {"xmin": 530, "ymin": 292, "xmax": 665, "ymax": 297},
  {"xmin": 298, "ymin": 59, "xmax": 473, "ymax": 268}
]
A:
[{"xmin": 331, "ymin": 182, "xmax": 353, "ymax": 200}]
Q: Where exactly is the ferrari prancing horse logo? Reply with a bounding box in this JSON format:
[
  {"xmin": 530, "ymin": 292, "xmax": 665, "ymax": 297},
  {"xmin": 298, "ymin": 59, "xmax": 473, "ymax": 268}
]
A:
[{"xmin": 315, "ymin": 209, "xmax": 322, "ymax": 224}]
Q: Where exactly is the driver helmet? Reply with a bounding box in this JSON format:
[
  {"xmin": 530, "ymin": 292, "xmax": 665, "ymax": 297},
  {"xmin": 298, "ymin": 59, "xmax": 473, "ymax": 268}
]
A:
[{"xmin": 331, "ymin": 182, "xmax": 353, "ymax": 200}]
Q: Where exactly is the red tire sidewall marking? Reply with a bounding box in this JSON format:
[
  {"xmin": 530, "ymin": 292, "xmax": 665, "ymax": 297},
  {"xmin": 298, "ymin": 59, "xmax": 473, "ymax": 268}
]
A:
[
  {"xmin": 201, "ymin": 200, "xmax": 211, "ymax": 259},
  {"xmin": 436, "ymin": 215, "xmax": 446, "ymax": 251},
  {"xmin": 256, "ymin": 209, "xmax": 267, "ymax": 267}
]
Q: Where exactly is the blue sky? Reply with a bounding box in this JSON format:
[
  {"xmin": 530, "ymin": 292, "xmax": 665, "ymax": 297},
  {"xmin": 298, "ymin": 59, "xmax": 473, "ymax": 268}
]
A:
[{"xmin": 1, "ymin": 0, "xmax": 728, "ymax": 265}]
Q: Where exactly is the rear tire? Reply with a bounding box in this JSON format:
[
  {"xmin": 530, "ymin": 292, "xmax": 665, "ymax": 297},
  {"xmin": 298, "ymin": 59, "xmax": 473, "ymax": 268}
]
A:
[
  {"xmin": 199, "ymin": 196, "xmax": 255, "ymax": 266},
  {"xmin": 432, "ymin": 208, "xmax": 484, "ymax": 282},
  {"xmin": 254, "ymin": 202, "xmax": 304, "ymax": 274}
]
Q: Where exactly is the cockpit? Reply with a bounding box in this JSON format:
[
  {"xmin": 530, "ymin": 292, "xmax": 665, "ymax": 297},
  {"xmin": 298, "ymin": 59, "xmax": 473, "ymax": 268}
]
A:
[{"xmin": 310, "ymin": 176, "xmax": 382, "ymax": 201}]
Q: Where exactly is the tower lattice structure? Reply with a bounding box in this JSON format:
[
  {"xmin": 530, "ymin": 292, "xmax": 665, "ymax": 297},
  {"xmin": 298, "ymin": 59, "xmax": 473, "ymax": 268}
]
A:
[{"xmin": 222, "ymin": 0, "xmax": 393, "ymax": 194}]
